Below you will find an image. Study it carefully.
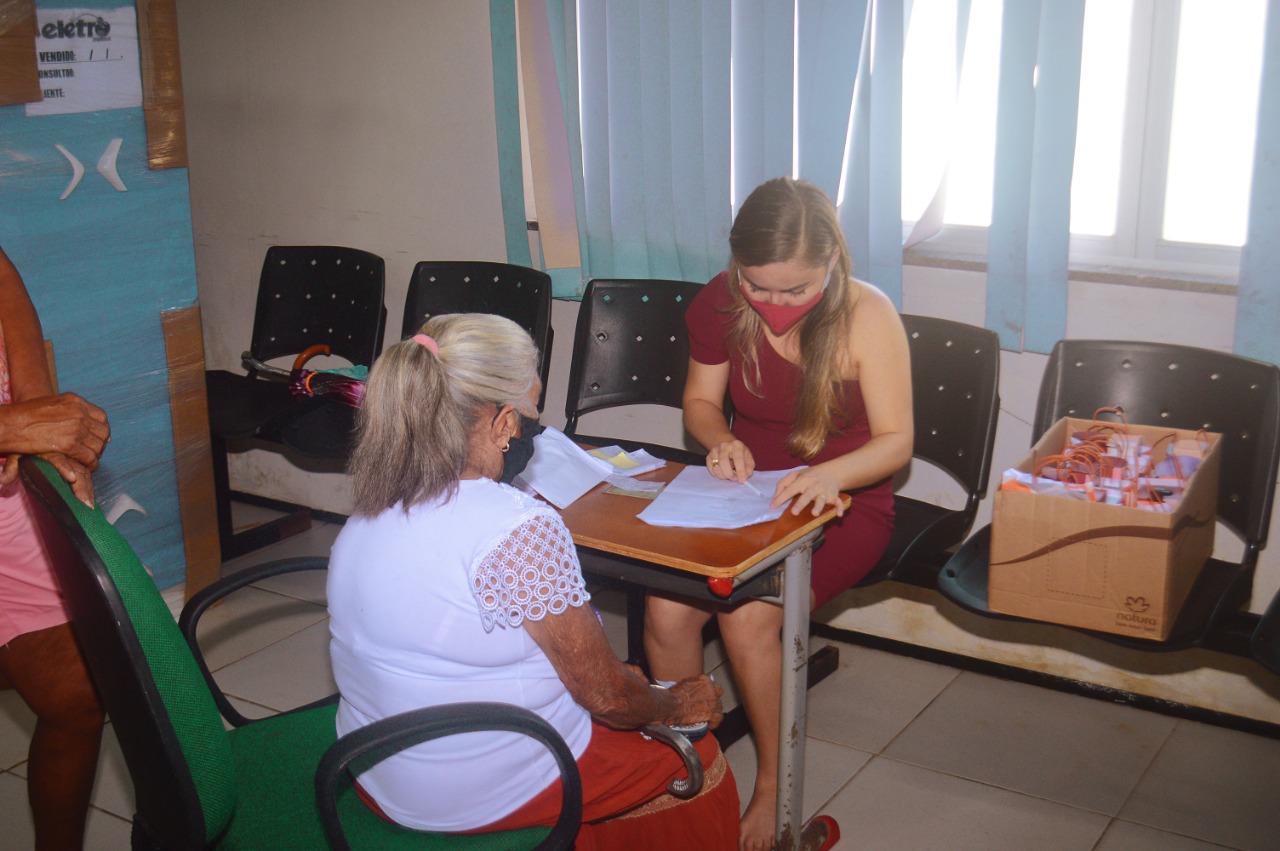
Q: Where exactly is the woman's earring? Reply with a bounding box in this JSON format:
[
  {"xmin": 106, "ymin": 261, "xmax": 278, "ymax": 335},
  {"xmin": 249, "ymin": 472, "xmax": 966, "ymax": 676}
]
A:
[{"xmin": 501, "ymin": 441, "xmax": 511, "ymax": 453}]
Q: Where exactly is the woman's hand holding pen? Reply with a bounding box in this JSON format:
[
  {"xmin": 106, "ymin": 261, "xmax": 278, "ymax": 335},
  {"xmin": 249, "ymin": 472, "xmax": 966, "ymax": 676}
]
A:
[
  {"xmin": 705, "ymin": 437, "xmax": 755, "ymax": 483},
  {"xmin": 771, "ymin": 463, "xmax": 846, "ymax": 517}
]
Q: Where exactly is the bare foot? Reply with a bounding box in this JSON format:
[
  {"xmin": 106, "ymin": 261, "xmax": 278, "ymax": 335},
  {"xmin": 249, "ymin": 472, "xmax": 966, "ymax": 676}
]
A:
[{"xmin": 739, "ymin": 784, "xmax": 777, "ymax": 851}]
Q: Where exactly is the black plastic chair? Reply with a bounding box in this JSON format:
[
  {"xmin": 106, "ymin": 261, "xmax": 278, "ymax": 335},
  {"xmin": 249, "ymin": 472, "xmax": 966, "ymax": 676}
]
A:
[
  {"xmin": 205, "ymin": 245, "xmax": 387, "ymax": 558},
  {"xmin": 403, "ymin": 261, "xmax": 553, "ymax": 409},
  {"xmin": 938, "ymin": 339, "xmax": 1280, "ymax": 650},
  {"xmin": 1252, "ymin": 593, "xmax": 1280, "ymax": 674},
  {"xmin": 20, "ymin": 457, "xmax": 581, "ymax": 850},
  {"xmin": 855, "ymin": 314, "xmax": 1001, "ymax": 588},
  {"xmin": 562, "ymin": 278, "xmax": 707, "ymax": 464}
]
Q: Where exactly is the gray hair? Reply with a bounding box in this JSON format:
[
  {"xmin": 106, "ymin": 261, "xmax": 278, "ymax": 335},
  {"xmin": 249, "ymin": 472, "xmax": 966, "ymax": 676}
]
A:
[{"xmin": 349, "ymin": 313, "xmax": 539, "ymax": 515}]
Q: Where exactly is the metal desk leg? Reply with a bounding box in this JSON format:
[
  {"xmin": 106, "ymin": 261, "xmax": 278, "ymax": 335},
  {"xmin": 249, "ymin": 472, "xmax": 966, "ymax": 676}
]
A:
[{"xmin": 776, "ymin": 542, "xmax": 812, "ymax": 850}]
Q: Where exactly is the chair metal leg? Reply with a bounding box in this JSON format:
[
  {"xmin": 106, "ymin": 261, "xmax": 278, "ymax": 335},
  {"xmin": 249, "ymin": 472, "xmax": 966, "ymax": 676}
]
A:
[
  {"xmin": 625, "ymin": 588, "xmax": 647, "ymax": 668},
  {"xmin": 212, "ymin": 434, "xmax": 313, "ymax": 561},
  {"xmin": 211, "ymin": 434, "xmax": 235, "ymax": 549}
]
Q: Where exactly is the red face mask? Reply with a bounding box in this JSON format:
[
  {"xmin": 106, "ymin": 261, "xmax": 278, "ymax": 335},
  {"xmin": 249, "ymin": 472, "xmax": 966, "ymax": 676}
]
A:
[{"xmin": 741, "ymin": 262, "xmax": 834, "ymax": 335}]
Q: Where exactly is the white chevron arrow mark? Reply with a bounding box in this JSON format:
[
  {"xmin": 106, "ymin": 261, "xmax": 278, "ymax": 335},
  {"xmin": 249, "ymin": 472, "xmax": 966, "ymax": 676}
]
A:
[
  {"xmin": 96, "ymin": 138, "xmax": 126, "ymax": 192},
  {"xmin": 55, "ymin": 144, "xmax": 84, "ymax": 200}
]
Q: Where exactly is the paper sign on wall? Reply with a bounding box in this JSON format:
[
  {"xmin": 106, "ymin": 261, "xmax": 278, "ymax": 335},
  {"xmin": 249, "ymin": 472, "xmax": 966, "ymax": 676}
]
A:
[{"xmin": 25, "ymin": 7, "xmax": 141, "ymax": 117}]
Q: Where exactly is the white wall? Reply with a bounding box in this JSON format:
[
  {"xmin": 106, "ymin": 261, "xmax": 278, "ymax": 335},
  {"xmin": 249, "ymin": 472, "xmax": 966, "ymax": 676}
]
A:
[
  {"xmin": 176, "ymin": 1, "xmax": 1280, "ymax": 721},
  {"xmin": 178, "ymin": 0, "xmax": 507, "ymax": 509}
]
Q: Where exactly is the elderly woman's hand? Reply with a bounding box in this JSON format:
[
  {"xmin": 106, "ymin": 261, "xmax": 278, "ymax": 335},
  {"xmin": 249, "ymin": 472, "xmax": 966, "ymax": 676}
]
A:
[
  {"xmin": 667, "ymin": 674, "xmax": 724, "ymax": 729},
  {"xmin": 3, "ymin": 452, "xmax": 95, "ymax": 506},
  {"xmin": 0, "ymin": 393, "xmax": 109, "ymax": 468}
]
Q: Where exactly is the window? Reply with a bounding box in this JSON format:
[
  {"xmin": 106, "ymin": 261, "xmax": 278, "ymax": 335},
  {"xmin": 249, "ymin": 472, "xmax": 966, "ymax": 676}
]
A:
[
  {"xmin": 1162, "ymin": 0, "xmax": 1266, "ymax": 248},
  {"xmin": 902, "ymin": 0, "xmax": 1269, "ymax": 276}
]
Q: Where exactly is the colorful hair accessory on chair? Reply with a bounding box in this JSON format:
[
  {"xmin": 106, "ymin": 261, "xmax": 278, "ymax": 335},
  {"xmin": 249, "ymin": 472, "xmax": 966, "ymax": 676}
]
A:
[{"xmin": 412, "ymin": 334, "xmax": 439, "ymax": 356}]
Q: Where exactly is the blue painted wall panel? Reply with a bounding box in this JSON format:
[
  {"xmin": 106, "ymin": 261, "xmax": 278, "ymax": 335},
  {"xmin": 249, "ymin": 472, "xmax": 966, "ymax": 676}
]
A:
[{"xmin": 1, "ymin": 5, "xmax": 197, "ymax": 588}]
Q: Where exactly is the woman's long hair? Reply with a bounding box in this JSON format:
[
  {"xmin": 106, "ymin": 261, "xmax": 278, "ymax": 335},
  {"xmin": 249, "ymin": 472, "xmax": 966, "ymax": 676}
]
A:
[
  {"xmin": 349, "ymin": 313, "xmax": 538, "ymax": 515},
  {"xmin": 727, "ymin": 177, "xmax": 859, "ymax": 459}
]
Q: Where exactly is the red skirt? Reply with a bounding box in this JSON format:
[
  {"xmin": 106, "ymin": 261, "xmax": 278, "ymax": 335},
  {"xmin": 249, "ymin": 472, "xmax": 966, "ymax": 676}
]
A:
[
  {"xmin": 477, "ymin": 722, "xmax": 738, "ymax": 850},
  {"xmin": 356, "ymin": 721, "xmax": 740, "ymax": 849}
]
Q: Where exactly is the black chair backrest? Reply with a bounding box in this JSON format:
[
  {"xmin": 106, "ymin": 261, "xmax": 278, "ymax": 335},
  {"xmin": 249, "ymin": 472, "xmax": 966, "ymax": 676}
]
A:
[
  {"xmin": 1033, "ymin": 340, "xmax": 1280, "ymax": 547},
  {"xmin": 902, "ymin": 314, "xmax": 1001, "ymax": 501},
  {"xmin": 564, "ymin": 279, "xmax": 703, "ymax": 433},
  {"xmin": 403, "ymin": 261, "xmax": 553, "ymax": 387},
  {"xmin": 250, "ymin": 245, "xmax": 387, "ymax": 366},
  {"xmin": 21, "ymin": 460, "xmax": 234, "ymax": 849}
]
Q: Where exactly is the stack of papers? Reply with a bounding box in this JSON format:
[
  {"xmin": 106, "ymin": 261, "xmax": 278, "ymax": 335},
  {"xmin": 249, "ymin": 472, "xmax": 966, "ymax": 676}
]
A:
[
  {"xmin": 587, "ymin": 445, "xmax": 667, "ymax": 476},
  {"xmin": 638, "ymin": 466, "xmax": 805, "ymax": 529},
  {"xmin": 513, "ymin": 428, "xmax": 614, "ymax": 509}
]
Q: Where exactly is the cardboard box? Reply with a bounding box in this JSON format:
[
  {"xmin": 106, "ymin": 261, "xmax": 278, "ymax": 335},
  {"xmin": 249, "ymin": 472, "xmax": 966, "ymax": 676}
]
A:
[{"xmin": 988, "ymin": 417, "xmax": 1221, "ymax": 641}]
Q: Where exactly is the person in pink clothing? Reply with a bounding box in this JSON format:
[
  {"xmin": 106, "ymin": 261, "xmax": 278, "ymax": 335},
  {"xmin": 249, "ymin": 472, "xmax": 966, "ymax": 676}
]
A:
[
  {"xmin": 645, "ymin": 178, "xmax": 914, "ymax": 850},
  {"xmin": 0, "ymin": 248, "xmax": 110, "ymax": 851}
]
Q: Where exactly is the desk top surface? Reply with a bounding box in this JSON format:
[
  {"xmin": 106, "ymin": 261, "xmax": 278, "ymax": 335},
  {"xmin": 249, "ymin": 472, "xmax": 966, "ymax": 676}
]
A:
[{"xmin": 558, "ymin": 462, "xmax": 842, "ymax": 578}]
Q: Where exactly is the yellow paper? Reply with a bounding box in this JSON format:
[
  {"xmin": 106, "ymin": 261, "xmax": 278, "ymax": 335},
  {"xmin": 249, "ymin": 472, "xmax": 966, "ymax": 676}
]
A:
[{"xmin": 589, "ymin": 448, "xmax": 639, "ymax": 469}]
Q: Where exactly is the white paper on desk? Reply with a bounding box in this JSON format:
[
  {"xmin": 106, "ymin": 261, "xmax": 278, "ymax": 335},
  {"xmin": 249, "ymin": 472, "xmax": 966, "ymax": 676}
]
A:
[
  {"xmin": 638, "ymin": 466, "xmax": 806, "ymax": 529},
  {"xmin": 513, "ymin": 427, "xmax": 614, "ymax": 509},
  {"xmin": 587, "ymin": 445, "xmax": 667, "ymax": 477}
]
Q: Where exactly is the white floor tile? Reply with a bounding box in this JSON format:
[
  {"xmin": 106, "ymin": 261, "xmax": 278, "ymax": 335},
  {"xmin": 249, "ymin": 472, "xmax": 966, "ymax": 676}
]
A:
[
  {"xmin": 724, "ymin": 734, "xmax": 871, "ymax": 821},
  {"xmin": 190, "ymin": 586, "xmax": 327, "ymax": 672},
  {"xmin": 219, "ymin": 522, "xmax": 341, "ymax": 578},
  {"xmin": 884, "ymin": 671, "xmax": 1175, "ymax": 815},
  {"xmin": 0, "ymin": 690, "xmax": 35, "ymax": 771},
  {"xmin": 0, "ymin": 771, "xmax": 132, "ymax": 851},
  {"xmin": 10, "ymin": 720, "xmax": 133, "ymax": 821},
  {"xmin": 213, "ymin": 620, "xmax": 336, "ymax": 712},
  {"xmin": 819, "ymin": 757, "xmax": 1108, "ymax": 851},
  {"xmin": 225, "ymin": 695, "xmax": 282, "ymax": 726},
  {"xmin": 250, "ymin": 562, "xmax": 329, "ymax": 606},
  {"xmin": 0, "ymin": 770, "xmax": 30, "ymax": 844},
  {"xmin": 804, "ymin": 641, "xmax": 960, "ymax": 753},
  {"xmin": 83, "ymin": 807, "xmax": 133, "ymax": 851},
  {"xmin": 1094, "ymin": 819, "xmax": 1234, "ymax": 851},
  {"xmin": 1120, "ymin": 719, "xmax": 1280, "ymax": 850},
  {"xmin": 230, "ymin": 500, "xmax": 288, "ymax": 532}
]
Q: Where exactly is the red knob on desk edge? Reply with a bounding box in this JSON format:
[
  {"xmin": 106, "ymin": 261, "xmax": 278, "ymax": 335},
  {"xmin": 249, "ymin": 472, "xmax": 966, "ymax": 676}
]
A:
[{"xmin": 706, "ymin": 577, "xmax": 733, "ymax": 598}]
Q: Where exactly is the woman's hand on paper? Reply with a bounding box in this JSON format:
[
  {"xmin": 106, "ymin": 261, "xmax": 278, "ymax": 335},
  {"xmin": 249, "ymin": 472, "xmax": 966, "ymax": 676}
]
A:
[
  {"xmin": 772, "ymin": 464, "xmax": 846, "ymax": 518},
  {"xmin": 706, "ymin": 438, "xmax": 755, "ymax": 483}
]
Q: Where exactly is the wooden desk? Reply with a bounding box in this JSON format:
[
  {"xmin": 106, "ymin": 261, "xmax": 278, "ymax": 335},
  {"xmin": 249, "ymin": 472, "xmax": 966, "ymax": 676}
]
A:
[{"xmin": 560, "ymin": 462, "xmax": 841, "ymax": 850}]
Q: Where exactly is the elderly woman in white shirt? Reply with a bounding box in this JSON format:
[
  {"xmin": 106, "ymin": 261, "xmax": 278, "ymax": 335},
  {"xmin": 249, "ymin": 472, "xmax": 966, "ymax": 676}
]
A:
[{"xmin": 327, "ymin": 313, "xmax": 739, "ymax": 849}]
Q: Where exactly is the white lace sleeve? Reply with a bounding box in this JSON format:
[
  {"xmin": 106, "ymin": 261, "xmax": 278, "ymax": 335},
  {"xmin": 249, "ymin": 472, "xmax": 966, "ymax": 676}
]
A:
[{"xmin": 471, "ymin": 511, "xmax": 591, "ymax": 631}]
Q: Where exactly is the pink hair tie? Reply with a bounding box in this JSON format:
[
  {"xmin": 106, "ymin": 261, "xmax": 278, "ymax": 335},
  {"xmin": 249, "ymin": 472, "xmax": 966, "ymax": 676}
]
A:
[{"xmin": 411, "ymin": 333, "xmax": 440, "ymax": 356}]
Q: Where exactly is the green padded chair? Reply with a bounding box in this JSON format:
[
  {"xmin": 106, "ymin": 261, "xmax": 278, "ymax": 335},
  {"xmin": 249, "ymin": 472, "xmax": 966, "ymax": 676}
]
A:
[{"xmin": 19, "ymin": 458, "xmax": 581, "ymax": 850}]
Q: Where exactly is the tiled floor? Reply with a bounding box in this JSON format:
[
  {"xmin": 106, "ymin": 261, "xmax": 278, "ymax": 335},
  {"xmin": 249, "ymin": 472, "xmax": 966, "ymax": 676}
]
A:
[{"xmin": 1, "ymin": 514, "xmax": 1278, "ymax": 850}]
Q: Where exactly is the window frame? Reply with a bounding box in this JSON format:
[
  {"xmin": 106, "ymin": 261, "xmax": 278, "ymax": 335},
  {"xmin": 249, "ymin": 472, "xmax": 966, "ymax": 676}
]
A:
[{"xmin": 909, "ymin": 0, "xmax": 1251, "ymax": 284}]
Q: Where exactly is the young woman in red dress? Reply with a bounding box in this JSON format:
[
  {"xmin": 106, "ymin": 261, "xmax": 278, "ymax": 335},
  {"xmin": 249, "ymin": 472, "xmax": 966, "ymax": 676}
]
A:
[{"xmin": 645, "ymin": 177, "xmax": 914, "ymax": 850}]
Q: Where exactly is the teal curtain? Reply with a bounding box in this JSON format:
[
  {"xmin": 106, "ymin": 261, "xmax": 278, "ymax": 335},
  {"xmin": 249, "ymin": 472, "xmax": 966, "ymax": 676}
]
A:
[
  {"xmin": 575, "ymin": 0, "xmax": 733, "ymax": 284},
  {"xmin": 1236, "ymin": 0, "xmax": 1280, "ymax": 366},
  {"xmin": 498, "ymin": 0, "xmax": 905, "ymax": 299},
  {"xmin": 985, "ymin": 0, "xmax": 1085, "ymax": 353},
  {"xmin": 836, "ymin": 0, "xmax": 904, "ymax": 306},
  {"xmin": 731, "ymin": 0, "xmax": 794, "ymax": 211},
  {"xmin": 489, "ymin": 0, "xmax": 532, "ymax": 268}
]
